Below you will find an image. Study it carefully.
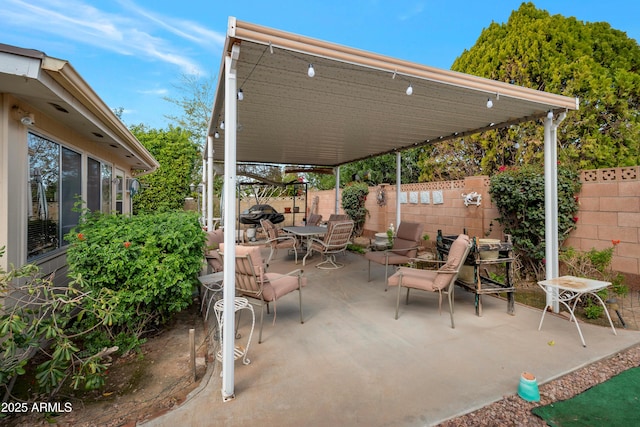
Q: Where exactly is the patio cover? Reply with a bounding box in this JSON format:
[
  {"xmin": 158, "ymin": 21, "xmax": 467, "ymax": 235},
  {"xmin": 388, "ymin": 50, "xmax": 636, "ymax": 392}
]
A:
[{"xmin": 206, "ymin": 17, "xmax": 578, "ymax": 401}]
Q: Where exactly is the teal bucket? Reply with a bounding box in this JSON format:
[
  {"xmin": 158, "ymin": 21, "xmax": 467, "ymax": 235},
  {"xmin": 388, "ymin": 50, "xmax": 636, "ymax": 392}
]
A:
[{"xmin": 518, "ymin": 372, "xmax": 540, "ymax": 402}]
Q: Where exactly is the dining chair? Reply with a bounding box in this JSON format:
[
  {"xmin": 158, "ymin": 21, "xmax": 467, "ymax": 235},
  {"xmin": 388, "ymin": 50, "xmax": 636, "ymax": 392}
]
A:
[
  {"xmin": 364, "ymin": 222, "xmax": 424, "ymax": 286},
  {"xmin": 260, "ymin": 218, "xmax": 298, "ymax": 264},
  {"xmin": 387, "ymin": 234, "xmax": 471, "ymax": 328},
  {"xmin": 304, "ymin": 220, "xmax": 354, "ymax": 268},
  {"xmin": 221, "ymin": 244, "xmax": 305, "ymax": 343}
]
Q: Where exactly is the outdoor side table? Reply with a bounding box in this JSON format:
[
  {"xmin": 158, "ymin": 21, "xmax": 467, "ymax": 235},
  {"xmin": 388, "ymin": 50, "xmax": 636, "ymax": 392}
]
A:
[
  {"xmin": 198, "ymin": 271, "xmax": 224, "ymax": 321},
  {"xmin": 537, "ymin": 275, "xmax": 617, "ymax": 347},
  {"xmin": 214, "ymin": 297, "xmax": 255, "ymax": 365}
]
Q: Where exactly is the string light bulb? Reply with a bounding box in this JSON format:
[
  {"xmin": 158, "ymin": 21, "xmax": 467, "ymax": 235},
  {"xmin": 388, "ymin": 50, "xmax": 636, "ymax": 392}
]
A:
[
  {"xmin": 486, "ymin": 98, "xmax": 493, "ymax": 108},
  {"xmin": 406, "ymin": 83, "xmax": 413, "ymax": 96},
  {"xmin": 307, "ymin": 64, "xmax": 315, "ymax": 78},
  {"xmin": 220, "ymin": 121, "xmax": 224, "ymax": 130},
  {"xmin": 237, "ymin": 89, "xmax": 244, "ymax": 101},
  {"xmin": 547, "ymin": 110, "xmax": 554, "ymax": 119},
  {"xmin": 214, "ymin": 131, "xmax": 220, "ymax": 139}
]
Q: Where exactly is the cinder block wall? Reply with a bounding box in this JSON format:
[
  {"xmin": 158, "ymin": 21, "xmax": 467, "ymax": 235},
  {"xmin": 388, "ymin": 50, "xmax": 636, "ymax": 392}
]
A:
[
  {"xmin": 310, "ymin": 175, "xmax": 501, "ymax": 245},
  {"xmin": 564, "ymin": 167, "xmax": 639, "ymax": 277},
  {"xmin": 309, "ymin": 167, "xmax": 640, "ymax": 277}
]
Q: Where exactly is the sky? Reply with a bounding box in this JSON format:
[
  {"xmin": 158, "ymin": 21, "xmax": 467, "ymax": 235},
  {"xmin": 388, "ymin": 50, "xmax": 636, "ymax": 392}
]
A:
[{"xmin": 1, "ymin": 0, "xmax": 639, "ymax": 129}]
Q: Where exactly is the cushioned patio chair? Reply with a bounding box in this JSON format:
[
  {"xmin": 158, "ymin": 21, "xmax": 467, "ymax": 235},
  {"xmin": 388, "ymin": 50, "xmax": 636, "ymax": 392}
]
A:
[
  {"xmin": 364, "ymin": 222, "xmax": 424, "ymax": 286},
  {"xmin": 260, "ymin": 218, "xmax": 298, "ymax": 264},
  {"xmin": 387, "ymin": 234, "xmax": 471, "ymax": 328},
  {"xmin": 303, "ymin": 220, "xmax": 354, "ymax": 269},
  {"xmin": 306, "ymin": 213, "xmax": 323, "ymax": 226},
  {"xmin": 204, "ymin": 228, "xmax": 224, "ymax": 273},
  {"xmin": 221, "ymin": 244, "xmax": 305, "ymax": 344}
]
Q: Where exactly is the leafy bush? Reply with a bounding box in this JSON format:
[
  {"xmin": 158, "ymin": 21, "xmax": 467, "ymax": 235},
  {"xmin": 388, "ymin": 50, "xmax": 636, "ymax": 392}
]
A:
[
  {"xmin": 66, "ymin": 211, "xmax": 205, "ymax": 351},
  {"xmin": 0, "ymin": 247, "xmax": 113, "ymax": 399},
  {"xmin": 341, "ymin": 182, "xmax": 369, "ymax": 236},
  {"xmin": 489, "ymin": 164, "xmax": 581, "ymax": 279},
  {"xmin": 560, "ymin": 243, "xmax": 627, "ymax": 319}
]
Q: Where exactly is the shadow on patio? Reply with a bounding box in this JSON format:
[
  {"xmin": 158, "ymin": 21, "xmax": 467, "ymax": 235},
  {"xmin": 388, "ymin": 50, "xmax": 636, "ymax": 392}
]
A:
[{"xmin": 142, "ymin": 248, "xmax": 640, "ymax": 427}]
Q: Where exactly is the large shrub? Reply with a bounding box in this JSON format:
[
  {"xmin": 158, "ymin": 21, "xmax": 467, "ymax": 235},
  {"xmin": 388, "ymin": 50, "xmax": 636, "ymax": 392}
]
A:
[
  {"xmin": 488, "ymin": 164, "xmax": 581, "ymax": 279},
  {"xmin": 66, "ymin": 211, "xmax": 205, "ymax": 351},
  {"xmin": 0, "ymin": 248, "xmax": 113, "ymax": 399},
  {"xmin": 341, "ymin": 182, "xmax": 369, "ymax": 236}
]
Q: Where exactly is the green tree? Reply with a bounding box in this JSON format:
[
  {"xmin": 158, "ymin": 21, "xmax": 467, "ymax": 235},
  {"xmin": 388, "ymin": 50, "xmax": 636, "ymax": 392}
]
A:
[
  {"xmin": 341, "ymin": 182, "xmax": 369, "ymax": 236},
  {"xmin": 164, "ymin": 74, "xmax": 216, "ymax": 147},
  {"xmin": 339, "ymin": 149, "xmax": 423, "ymax": 187},
  {"xmin": 423, "ymin": 2, "xmax": 640, "ymax": 179},
  {"xmin": 129, "ymin": 125, "xmax": 201, "ymax": 214}
]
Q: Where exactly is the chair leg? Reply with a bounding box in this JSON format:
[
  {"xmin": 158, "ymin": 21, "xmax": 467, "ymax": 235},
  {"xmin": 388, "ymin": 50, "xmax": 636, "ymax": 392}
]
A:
[
  {"xmin": 316, "ymin": 254, "xmax": 344, "ymax": 269},
  {"xmin": 298, "ymin": 280, "xmax": 304, "ymax": 324},
  {"xmin": 266, "ymin": 248, "xmax": 275, "ymax": 265},
  {"xmin": 448, "ymin": 285, "xmax": 455, "ymax": 329},
  {"xmin": 258, "ymin": 303, "xmax": 265, "ymax": 344},
  {"xmin": 405, "ymin": 288, "xmax": 411, "ymax": 305},
  {"xmin": 395, "ymin": 283, "xmax": 402, "ymax": 319},
  {"xmin": 384, "ymin": 263, "xmax": 390, "ymax": 291}
]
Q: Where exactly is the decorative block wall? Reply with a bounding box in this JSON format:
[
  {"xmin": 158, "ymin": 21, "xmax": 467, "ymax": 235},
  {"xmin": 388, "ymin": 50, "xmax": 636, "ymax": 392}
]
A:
[{"xmin": 308, "ymin": 166, "xmax": 639, "ymax": 277}]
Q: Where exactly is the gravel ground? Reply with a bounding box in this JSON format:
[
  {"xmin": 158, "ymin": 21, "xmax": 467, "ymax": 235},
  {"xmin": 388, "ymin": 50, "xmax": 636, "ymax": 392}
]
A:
[{"xmin": 436, "ymin": 343, "xmax": 640, "ymax": 426}]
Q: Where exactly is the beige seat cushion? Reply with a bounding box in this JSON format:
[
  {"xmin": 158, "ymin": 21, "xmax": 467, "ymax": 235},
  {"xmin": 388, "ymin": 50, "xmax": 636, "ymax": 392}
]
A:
[
  {"xmin": 387, "ymin": 267, "xmax": 439, "ymax": 291},
  {"xmin": 387, "ymin": 234, "xmax": 470, "ymax": 291},
  {"xmin": 364, "ymin": 250, "xmax": 410, "ymax": 265}
]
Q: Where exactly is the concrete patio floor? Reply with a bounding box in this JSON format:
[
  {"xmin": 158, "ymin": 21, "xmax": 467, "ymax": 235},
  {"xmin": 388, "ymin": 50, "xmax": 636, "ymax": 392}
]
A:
[{"xmin": 141, "ymin": 248, "xmax": 640, "ymax": 427}]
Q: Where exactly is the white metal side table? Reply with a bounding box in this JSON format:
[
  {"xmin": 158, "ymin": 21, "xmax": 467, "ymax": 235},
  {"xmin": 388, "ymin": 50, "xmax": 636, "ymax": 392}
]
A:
[
  {"xmin": 537, "ymin": 275, "xmax": 617, "ymax": 347},
  {"xmin": 214, "ymin": 297, "xmax": 255, "ymax": 365}
]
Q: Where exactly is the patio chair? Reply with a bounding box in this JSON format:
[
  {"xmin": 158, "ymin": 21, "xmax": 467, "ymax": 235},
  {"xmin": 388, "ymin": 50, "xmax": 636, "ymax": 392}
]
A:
[
  {"xmin": 201, "ymin": 229, "xmax": 225, "ymax": 318},
  {"xmin": 306, "ymin": 213, "xmax": 322, "ymax": 226},
  {"xmin": 304, "ymin": 220, "xmax": 354, "ymax": 269},
  {"xmin": 204, "ymin": 228, "xmax": 224, "ymax": 273},
  {"xmin": 387, "ymin": 234, "xmax": 471, "ymax": 328},
  {"xmin": 260, "ymin": 218, "xmax": 298, "ymax": 265},
  {"xmin": 364, "ymin": 222, "xmax": 424, "ymax": 286},
  {"xmin": 221, "ymin": 244, "xmax": 305, "ymax": 343}
]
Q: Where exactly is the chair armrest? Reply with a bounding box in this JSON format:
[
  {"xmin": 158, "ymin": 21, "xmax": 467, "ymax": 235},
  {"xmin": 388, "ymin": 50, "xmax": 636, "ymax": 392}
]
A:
[
  {"xmin": 268, "ymin": 268, "xmax": 304, "ymax": 280},
  {"xmin": 406, "ymin": 257, "xmax": 446, "ymax": 268},
  {"xmin": 307, "ymin": 236, "xmax": 325, "ymax": 247},
  {"xmin": 385, "ymin": 244, "xmax": 422, "ymax": 254},
  {"xmin": 265, "ymin": 235, "xmax": 297, "ymax": 245}
]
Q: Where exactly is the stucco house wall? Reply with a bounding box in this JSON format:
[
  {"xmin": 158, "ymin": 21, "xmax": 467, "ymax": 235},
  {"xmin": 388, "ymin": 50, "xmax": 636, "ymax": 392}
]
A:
[{"xmin": 0, "ymin": 44, "xmax": 158, "ymax": 278}]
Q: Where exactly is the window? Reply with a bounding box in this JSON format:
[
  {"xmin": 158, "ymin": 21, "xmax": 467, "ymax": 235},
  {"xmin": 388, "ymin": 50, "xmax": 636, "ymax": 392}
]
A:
[
  {"xmin": 87, "ymin": 157, "xmax": 112, "ymax": 214},
  {"xmin": 27, "ymin": 133, "xmax": 81, "ymax": 260}
]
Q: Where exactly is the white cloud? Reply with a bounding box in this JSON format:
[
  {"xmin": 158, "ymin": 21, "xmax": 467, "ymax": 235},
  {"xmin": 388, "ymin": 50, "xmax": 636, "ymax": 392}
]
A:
[
  {"xmin": 0, "ymin": 0, "xmax": 225, "ymax": 75},
  {"xmin": 398, "ymin": 2, "xmax": 425, "ymax": 21},
  {"xmin": 138, "ymin": 88, "xmax": 169, "ymax": 96}
]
